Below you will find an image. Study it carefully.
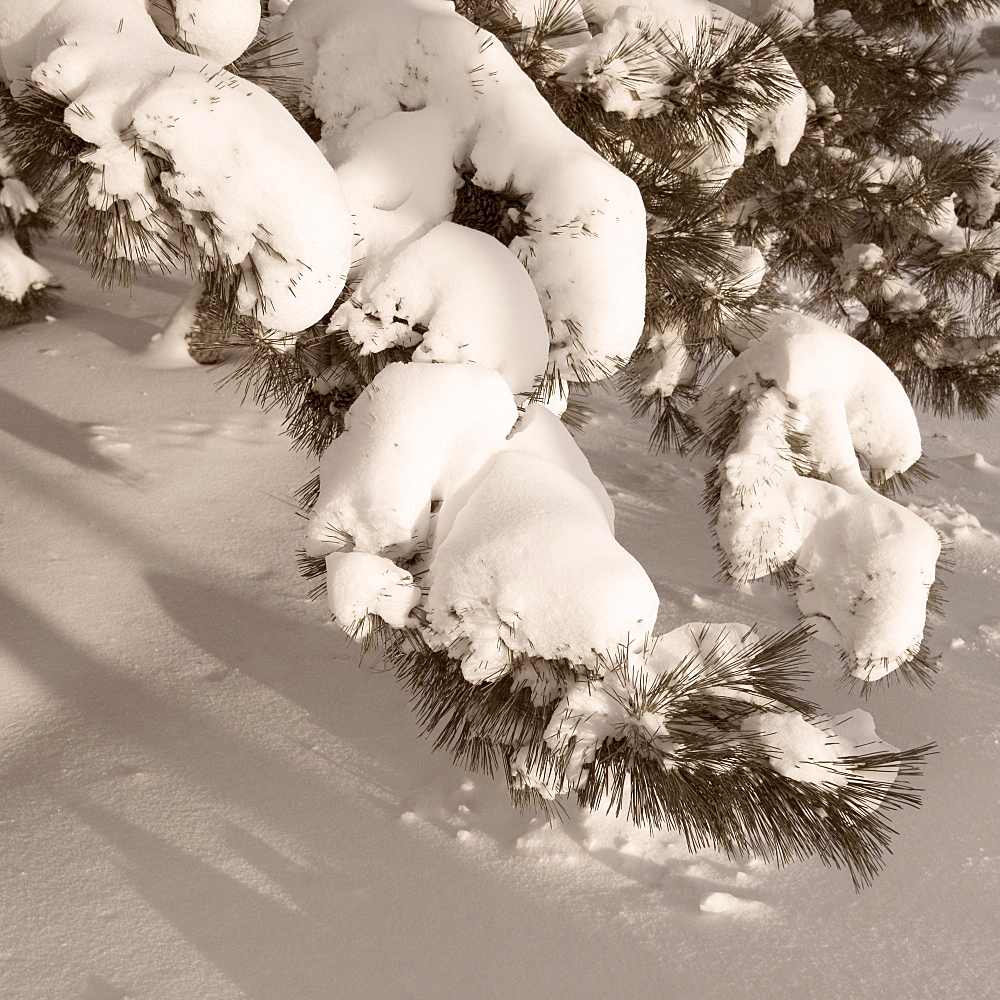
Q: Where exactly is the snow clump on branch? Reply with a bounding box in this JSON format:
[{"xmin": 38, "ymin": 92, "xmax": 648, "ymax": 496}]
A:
[
  {"xmin": 283, "ymin": 0, "xmax": 647, "ymax": 381},
  {"xmin": 695, "ymin": 310, "xmax": 942, "ymax": 683},
  {"xmin": 0, "ymin": 0, "xmax": 353, "ymax": 332}
]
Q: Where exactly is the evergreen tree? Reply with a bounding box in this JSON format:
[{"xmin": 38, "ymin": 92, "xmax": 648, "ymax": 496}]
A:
[{"xmin": 4, "ymin": 0, "xmax": 997, "ymax": 886}]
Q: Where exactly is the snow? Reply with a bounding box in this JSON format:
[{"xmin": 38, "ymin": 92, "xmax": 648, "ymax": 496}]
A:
[
  {"xmin": 2, "ymin": 17, "xmax": 1000, "ymax": 1000},
  {"xmin": 696, "ymin": 311, "xmax": 941, "ymax": 678},
  {"xmin": 168, "ymin": 0, "xmax": 261, "ymax": 65},
  {"xmin": 705, "ymin": 310, "xmax": 923, "ymax": 479},
  {"xmin": 833, "ymin": 241, "xmax": 884, "ymax": 290},
  {"xmin": 307, "ymin": 361, "xmax": 518, "ymax": 558},
  {"xmin": 0, "ymin": 177, "xmax": 38, "ymax": 221},
  {"xmin": 0, "ymin": 233, "xmax": 54, "ymax": 301},
  {"xmin": 324, "ymin": 550, "xmax": 421, "ymax": 637},
  {"xmin": 3, "ymin": 227, "xmax": 1000, "ymax": 1000},
  {"xmin": 426, "ymin": 448, "xmax": 659, "ymax": 682},
  {"xmin": 743, "ymin": 708, "xmax": 898, "ymax": 796},
  {"xmin": 329, "ymin": 221, "xmax": 550, "ymax": 395},
  {"xmin": 560, "ymin": 0, "xmax": 808, "ymax": 179}
]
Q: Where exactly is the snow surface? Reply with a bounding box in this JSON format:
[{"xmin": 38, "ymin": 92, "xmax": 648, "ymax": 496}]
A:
[{"xmin": 2, "ymin": 33, "xmax": 1000, "ymax": 1000}]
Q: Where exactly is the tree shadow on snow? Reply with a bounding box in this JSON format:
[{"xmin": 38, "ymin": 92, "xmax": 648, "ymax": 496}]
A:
[
  {"xmin": 60, "ymin": 796, "xmax": 379, "ymax": 1000},
  {"xmin": 58, "ymin": 299, "xmax": 163, "ymax": 353},
  {"xmin": 0, "ymin": 385, "xmax": 125, "ymax": 475},
  {"xmin": 143, "ymin": 570, "xmax": 762, "ymax": 907},
  {"xmin": 143, "ymin": 569, "xmax": 422, "ymax": 755}
]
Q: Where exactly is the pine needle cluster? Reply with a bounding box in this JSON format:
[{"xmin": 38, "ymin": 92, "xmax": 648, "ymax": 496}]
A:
[
  {"xmin": 726, "ymin": 1, "xmax": 1000, "ymax": 417},
  {"xmin": 378, "ymin": 618, "xmax": 930, "ymax": 888}
]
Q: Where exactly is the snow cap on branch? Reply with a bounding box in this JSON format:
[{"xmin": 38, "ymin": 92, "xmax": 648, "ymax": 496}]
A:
[
  {"xmin": 426, "ymin": 445, "xmax": 658, "ymax": 683},
  {"xmin": 2, "ymin": 0, "xmax": 352, "ymax": 332},
  {"xmin": 307, "ymin": 361, "xmax": 519, "ymax": 559},
  {"xmin": 284, "ymin": 0, "xmax": 648, "ymax": 381},
  {"xmin": 158, "ymin": 0, "xmax": 261, "ymax": 66},
  {"xmin": 329, "ymin": 221, "xmax": 550, "ymax": 395},
  {"xmin": 696, "ymin": 311, "xmax": 941, "ymax": 682}
]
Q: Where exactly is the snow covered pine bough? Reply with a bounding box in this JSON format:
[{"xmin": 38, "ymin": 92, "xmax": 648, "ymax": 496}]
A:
[{"xmin": 9, "ymin": 0, "xmax": 1000, "ymax": 887}]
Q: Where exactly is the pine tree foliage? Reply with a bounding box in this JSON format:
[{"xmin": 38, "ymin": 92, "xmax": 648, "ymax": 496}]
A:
[
  {"xmin": 725, "ymin": 2, "xmax": 1000, "ymax": 417},
  {"xmin": 0, "ymin": 97, "xmax": 59, "ymax": 325},
  {"xmin": 3, "ymin": 0, "xmax": 984, "ymax": 885}
]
